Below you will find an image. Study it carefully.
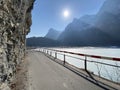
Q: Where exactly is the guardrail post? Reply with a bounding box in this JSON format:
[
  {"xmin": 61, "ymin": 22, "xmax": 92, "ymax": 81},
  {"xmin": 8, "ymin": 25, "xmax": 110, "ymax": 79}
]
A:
[
  {"xmin": 55, "ymin": 52, "xmax": 57, "ymax": 59},
  {"xmin": 50, "ymin": 51, "xmax": 52, "ymax": 56},
  {"xmin": 64, "ymin": 54, "xmax": 65, "ymax": 65},
  {"xmin": 47, "ymin": 50, "xmax": 48, "ymax": 54},
  {"xmin": 85, "ymin": 56, "xmax": 87, "ymax": 71}
]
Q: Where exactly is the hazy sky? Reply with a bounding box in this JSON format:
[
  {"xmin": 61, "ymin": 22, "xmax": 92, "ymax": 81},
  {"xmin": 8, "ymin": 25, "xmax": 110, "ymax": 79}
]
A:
[{"xmin": 27, "ymin": 0, "xmax": 106, "ymax": 37}]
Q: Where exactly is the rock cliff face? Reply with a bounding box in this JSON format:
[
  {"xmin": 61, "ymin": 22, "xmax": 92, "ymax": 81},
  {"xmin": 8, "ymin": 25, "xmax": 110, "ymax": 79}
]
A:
[{"xmin": 0, "ymin": 0, "xmax": 34, "ymax": 89}]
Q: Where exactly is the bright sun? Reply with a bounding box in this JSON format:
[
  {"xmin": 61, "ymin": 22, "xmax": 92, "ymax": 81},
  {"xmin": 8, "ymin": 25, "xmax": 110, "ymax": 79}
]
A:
[{"xmin": 63, "ymin": 10, "xmax": 70, "ymax": 18}]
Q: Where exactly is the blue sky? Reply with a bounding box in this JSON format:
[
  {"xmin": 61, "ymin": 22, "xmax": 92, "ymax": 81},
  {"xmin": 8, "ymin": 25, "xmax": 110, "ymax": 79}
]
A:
[{"xmin": 27, "ymin": 0, "xmax": 106, "ymax": 37}]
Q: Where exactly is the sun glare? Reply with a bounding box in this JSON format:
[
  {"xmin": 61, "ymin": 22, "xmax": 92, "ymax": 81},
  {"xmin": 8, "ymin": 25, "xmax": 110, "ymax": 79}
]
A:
[{"xmin": 63, "ymin": 10, "xmax": 70, "ymax": 18}]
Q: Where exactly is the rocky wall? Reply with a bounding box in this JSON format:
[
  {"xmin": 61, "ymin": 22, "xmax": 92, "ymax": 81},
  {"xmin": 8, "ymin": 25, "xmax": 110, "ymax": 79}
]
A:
[{"xmin": 0, "ymin": 0, "xmax": 34, "ymax": 89}]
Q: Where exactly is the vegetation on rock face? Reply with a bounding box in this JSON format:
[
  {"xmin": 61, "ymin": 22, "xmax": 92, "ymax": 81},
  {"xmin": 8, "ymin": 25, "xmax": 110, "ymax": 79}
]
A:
[{"xmin": 0, "ymin": 0, "xmax": 34, "ymax": 89}]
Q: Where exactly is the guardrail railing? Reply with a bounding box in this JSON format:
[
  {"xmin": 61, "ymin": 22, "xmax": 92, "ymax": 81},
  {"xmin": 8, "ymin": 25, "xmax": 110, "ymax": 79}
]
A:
[{"xmin": 39, "ymin": 48, "xmax": 120, "ymax": 83}]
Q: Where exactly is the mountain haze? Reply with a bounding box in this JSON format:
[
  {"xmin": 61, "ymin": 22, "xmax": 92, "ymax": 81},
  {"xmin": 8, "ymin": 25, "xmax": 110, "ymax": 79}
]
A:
[{"xmin": 45, "ymin": 28, "xmax": 61, "ymax": 40}]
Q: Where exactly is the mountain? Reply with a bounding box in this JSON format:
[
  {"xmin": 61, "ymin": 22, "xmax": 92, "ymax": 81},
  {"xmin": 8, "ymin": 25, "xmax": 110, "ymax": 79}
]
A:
[
  {"xmin": 58, "ymin": 22, "xmax": 117, "ymax": 46},
  {"xmin": 80, "ymin": 15, "xmax": 96, "ymax": 26},
  {"xmin": 97, "ymin": 0, "xmax": 120, "ymax": 16},
  {"xmin": 58, "ymin": 18, "xmax": 91, "ymax": 41},
  {"xmin": 57, "ymin": 0, "xmax": 120, "ymax": 46},
  {"xmin": 26, "ymin": 37, "xmax": 61, "ymax": 47},
  {"xmin": 58, "ymin": 18, "xmax": 91, "ymax": 46},
  {"xmin": 45, "ymin": 28, "xmax": 61, "ymax": 40},
  {"xmin": 95, "ymin": 0, "xmax": 120, "ymax": 40}
]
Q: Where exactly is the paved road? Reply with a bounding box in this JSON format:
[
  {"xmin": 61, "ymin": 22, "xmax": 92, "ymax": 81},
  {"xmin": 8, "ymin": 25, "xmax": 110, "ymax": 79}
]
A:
[{"xmin": 27, "ymin": 51, "xmax": 103, "ymax": 90}]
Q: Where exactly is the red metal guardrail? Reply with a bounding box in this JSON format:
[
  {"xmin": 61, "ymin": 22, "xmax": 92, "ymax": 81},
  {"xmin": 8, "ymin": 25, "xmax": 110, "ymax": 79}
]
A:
[{"xmin": 44, "ymin": 48, "xmax": 120, "ymax": 61}]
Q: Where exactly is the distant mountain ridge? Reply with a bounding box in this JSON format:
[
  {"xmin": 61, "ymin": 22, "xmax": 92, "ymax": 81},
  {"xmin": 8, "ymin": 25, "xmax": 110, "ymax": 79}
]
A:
[
  {"xmin": 45, "ymin": 28, "xmax": 61, "ymax": 40},
  {"xmin": 27, "ymin": 37, "xmax": 61, "ymax": 47}
]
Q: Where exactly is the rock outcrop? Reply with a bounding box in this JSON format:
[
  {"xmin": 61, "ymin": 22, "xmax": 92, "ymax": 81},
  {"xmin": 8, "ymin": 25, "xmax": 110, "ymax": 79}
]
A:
[{"xmin": 0, "ymin": 0, "xmax": 34, "ymax": 89}]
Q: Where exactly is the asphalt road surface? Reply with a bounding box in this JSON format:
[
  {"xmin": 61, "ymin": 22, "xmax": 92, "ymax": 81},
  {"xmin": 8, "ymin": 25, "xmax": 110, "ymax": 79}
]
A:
[{"xmin": 27, "ymin": 51, "xmax": 103, "ymax": 90}]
